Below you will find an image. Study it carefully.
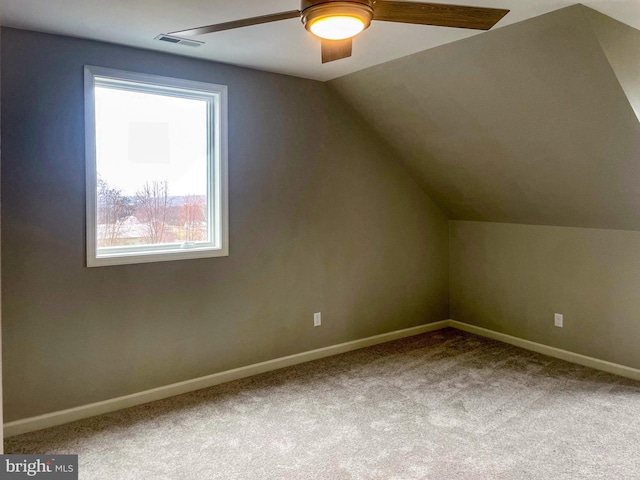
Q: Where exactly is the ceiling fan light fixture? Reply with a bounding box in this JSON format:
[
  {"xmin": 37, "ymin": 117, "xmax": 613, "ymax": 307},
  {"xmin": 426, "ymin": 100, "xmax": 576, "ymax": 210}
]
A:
[
  {"xmin": 302, "ymin": 1, "xmax": 374, "ymax": 41},
  {"xmin": 310, "ymin": 15, "xmax": 366, "ymax": 40}
]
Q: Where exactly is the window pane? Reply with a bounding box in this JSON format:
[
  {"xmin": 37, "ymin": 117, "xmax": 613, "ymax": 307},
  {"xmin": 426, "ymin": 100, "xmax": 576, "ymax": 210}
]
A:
[
  {"xmin": 94, "ymin": 86, "xmax": 209, "ymax": 249},
  {"xmin": 85, "ymin": 66, "xmax": 228, "ymax": 267}
]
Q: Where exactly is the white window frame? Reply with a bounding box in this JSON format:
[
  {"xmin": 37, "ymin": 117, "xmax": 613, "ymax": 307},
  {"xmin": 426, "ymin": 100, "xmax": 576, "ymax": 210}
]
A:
[{"xmin": 84, "ymin": 65, "xmax": 228, "ymax": 267}]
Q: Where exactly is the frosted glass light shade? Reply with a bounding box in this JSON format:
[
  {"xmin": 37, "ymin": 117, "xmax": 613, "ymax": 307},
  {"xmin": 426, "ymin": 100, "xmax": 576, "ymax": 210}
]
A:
[
  {"xmin": 302, "ymin": 2, "xmax": 374, "ymax": 41},
  {"xmin": 309, "ymin": 15, "xmax": 366, "ymax": 40}
]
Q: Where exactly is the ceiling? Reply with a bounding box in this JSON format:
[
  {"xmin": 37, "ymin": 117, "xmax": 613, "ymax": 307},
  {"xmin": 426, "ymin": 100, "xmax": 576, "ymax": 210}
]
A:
[
  {"xmin": 329, "ymin": 5, "xmax": 640, "ymax": 230},
  {"xmin": 1, "ymin": 0, "xmax": 640, "ymax": 81}
]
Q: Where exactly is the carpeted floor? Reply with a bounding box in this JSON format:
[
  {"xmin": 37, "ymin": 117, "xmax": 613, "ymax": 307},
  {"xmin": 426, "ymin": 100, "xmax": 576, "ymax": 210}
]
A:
[{"xmin": 5, "ymin": 328, "xmax": 640, "ymax": 479}]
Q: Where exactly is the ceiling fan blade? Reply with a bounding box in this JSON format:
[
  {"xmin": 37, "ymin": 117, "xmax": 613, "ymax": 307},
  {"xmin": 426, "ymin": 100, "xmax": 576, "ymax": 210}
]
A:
[
  {"xmin": 169, "ymin": 10, "xmax": 301, "ymax": 36},
  {"xmin": 321, "ymin": 38, "xmax": 353, "ymax": 63},
  {"xmin": 373, "ymin": 1, "xmax": 509, "ymax": 30}
]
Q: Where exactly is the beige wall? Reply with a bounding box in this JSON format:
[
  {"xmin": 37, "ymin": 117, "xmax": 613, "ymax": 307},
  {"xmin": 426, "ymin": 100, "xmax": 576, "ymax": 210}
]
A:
[
  {"xmin": 450, "ymin": 221, "xmax": 640, "ymax": 370},
  {"xmin": 1, "ymin": 28, "xmax": 449, "ymax": 422},
  {"xmin": 329, "ymin": 5, "xmax": 640, "ymax": 375}
]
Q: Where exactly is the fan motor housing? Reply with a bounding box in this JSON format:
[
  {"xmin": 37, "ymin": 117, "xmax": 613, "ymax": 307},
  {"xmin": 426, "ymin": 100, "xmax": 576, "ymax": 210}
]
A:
[
  {"xmin": 301, "ymin": 0, "xmax": 374, "ymax": 9},
  {"xmin": 301, "ymin": 0, "xmax": 375, "ymax": 36}
]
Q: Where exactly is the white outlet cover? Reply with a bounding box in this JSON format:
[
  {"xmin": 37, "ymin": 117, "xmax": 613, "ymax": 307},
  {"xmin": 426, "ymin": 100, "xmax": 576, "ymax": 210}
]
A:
[
  {"xmin": 314, "ymin": 312, "xmax": 321, "ymax": 327},
  {"xmin": 554, "ymin": 313, "xmax": 563, "ymax": 328}
]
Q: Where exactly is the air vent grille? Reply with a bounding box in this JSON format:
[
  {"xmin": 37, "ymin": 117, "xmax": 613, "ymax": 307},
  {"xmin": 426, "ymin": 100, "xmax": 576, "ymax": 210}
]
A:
[{"xmin": 155, "ymin": 34, "xmax": 203, "ymax": 48}]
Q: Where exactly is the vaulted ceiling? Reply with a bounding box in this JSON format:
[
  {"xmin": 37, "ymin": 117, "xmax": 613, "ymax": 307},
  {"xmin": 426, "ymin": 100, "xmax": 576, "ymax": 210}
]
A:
[
  {"xmin": 2, "ymin": 3, "xmax": 640, "ymax": 230},
  {"xmin": 2, "ymin": 1, "xmax": 640, "ymax": 81},
  {"xmin": 329, "ymin": 5, "xmax": 640, "ymax": 230}
]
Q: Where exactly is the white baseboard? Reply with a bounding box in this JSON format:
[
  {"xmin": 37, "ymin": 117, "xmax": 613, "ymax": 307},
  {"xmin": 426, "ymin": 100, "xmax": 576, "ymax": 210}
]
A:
[
  {"xmin": 4, "ymin": 320, "xmax": 449, "ymax": 438},
  {"xmin": 7, "ymin": 319, "xmax": 640, "ymax": 438},
  {"xmin": 449, "ymin": 320, "xmax": 640, "ymax": 382}
]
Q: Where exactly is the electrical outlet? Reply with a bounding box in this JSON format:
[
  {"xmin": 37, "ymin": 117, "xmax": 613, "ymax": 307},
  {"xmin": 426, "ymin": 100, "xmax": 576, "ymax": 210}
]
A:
[
  {"xmin": 314, "ymin": 312, "xmax": 321, "ymax": 327},
  {"xmin": 554, "ymin": 313, "xmax": 563, "ymax": 328}
]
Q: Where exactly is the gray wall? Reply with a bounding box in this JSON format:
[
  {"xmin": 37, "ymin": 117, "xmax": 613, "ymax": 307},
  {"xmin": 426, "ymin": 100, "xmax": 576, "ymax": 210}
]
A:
[
  {"xmin": 450, "ymin": 221, "xmax": 640, "ymax": 370},
  {"xmin": 1, "ymin": 28, "xmax": 449, "ymax": 422}
]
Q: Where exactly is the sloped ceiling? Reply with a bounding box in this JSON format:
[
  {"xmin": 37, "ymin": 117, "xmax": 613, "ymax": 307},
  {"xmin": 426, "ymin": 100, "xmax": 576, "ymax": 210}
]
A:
[
  {"xmin": 4, "ymin": 1, "xmax": 640, "ymax": 81},
  {"xmin": 585, "ymin": 7, "xmax": 640, "ymax": 123},
  {"xmin": 329, "ymin": 5, "xmax": 640, "ymax": 231}
]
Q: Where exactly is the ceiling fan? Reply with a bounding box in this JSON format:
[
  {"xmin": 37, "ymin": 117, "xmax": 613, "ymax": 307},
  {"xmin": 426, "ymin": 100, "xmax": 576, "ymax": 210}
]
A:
[{"xmin": 166, "ymin": 0, "xmax": 509, "ymax": 64}]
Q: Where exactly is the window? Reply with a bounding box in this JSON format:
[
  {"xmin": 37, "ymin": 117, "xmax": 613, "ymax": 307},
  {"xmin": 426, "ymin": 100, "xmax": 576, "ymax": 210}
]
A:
[{"xmin": 84, "ymin": 66, "xmax": 228, "ymax": 267}]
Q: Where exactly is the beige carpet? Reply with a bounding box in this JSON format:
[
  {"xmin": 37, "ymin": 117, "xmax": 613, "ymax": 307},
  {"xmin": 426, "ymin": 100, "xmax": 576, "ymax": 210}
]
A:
[{"xmin": 5, "ymin": 328, "xmax": 640, "ymax": 479}]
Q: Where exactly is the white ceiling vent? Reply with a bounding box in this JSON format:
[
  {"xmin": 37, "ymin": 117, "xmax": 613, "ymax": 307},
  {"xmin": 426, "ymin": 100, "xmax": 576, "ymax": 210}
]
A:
[{"xmin": 154, "ymin": 34, "xmax": 203, "ymax": 48}]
